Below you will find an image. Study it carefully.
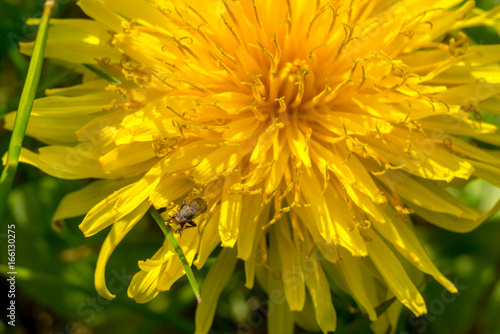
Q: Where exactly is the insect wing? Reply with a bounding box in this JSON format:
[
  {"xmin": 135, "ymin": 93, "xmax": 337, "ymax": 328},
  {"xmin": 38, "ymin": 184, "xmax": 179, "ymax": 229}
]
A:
[
  {"xmin": 179, "ymin": 198, "xmax": 207, "ymax": 220},
  {"xmin": 188, "ymin": 198, "xmax": 208, "ymax": 217}
]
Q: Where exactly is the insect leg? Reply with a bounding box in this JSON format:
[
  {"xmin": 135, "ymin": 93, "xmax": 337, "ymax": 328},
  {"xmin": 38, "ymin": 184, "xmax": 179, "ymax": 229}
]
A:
[
  {"xmin": 175, "ymin": 221, "xmax": 197, "ymax": 236},
  {"xmin": 185, "ymin": 220, "xmax": 197, "ymax": 228}
]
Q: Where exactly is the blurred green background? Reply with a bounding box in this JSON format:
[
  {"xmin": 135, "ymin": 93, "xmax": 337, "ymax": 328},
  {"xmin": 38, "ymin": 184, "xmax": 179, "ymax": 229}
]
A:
[{"xmin": 1, "ymin": 0, "xmax": 500, "ymax": 333}]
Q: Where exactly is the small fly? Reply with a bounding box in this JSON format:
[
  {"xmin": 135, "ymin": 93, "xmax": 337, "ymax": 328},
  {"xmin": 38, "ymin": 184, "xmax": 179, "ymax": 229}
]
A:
[{"xmin": 166, "ymin": 198, "xmax": 208, "ymax": 234}]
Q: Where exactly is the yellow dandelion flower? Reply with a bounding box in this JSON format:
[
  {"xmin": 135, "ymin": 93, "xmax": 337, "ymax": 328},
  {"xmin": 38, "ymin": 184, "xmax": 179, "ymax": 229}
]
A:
[{"xmin": 7, "ymin": 0, "xmax": 500, "ymax": 332}]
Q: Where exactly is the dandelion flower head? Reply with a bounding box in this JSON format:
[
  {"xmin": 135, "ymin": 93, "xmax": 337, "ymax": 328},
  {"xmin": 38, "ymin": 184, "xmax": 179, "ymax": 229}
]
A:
[{"xmin": 7, "ymin": 0, "xmax": 500, "ymax": 332}]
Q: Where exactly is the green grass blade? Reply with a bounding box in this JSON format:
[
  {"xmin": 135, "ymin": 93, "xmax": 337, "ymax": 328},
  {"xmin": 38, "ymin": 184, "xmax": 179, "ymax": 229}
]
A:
[
  {"xmin": 0, "ymin": 0, "xmax": 55, "ymax": 221},
  {"xmin": 148, "ymin": 206, "xmax": 202, "ymax": 304},
  {"xmin": 83, "ymin": 64, "xmax": 120, "ymax": 84}
]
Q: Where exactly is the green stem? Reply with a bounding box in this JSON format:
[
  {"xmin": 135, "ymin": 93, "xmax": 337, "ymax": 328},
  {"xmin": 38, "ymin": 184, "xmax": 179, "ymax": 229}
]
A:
[
  {"xmin": 0, "ymin": 0, "xmax": 54, "ymax": 221},
  {"xmin": 148, "ymin": 206, "xmax": 201, "ymax": 303}
]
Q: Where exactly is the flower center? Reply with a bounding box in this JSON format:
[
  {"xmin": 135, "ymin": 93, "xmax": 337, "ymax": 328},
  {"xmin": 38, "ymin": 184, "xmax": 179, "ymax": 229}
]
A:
[{"xmin": 276, "ymin": 59, "xmax": 310, "ymax": 110}]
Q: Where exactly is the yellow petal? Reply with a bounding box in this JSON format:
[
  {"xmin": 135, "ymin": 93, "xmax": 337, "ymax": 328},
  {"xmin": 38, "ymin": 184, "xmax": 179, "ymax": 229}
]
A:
[
  {"xmin": 479, "ymin": 96, "xmax": 500, "ymax": 116},
  {"xmin": 163, "ymin": 140, "xmax": 217, "ymax": 176},
  {"xmin": 275, "ymin": 221, "xmax": 305, "ymax": 311},
  {"xmin": 195, "ymin": 247, "xmax": 238, "ymax": 334},
  {"xmin": 242, "ymin": 203, "xmax": 271, "ymax": 289},
  {"xmin": 268, "ymin": 228, "xmax": 295, "ymax": 334},
  {"xmin": 312, "ymin": 142, "xmax": 385, "ymax": 204},
  {"xmin": 14, "ymin": 146, "xmax": 107, "ymax": 179},
  {"xmin": 149, "ymin": 174, "xmax": 194, "ymax": 209},
  {"xmin": 299, "ymin": 168, "xmax": 367, "ymax": 256},
  {"xmin": 157, "ymin": 232, "xmax": 199, "ymax": 291},
  {"xmin": 113, "ymin": 162, "xmax": 163, "ymax": 212},
  {"xmin": 95, "ymin": 201, "xmax": 149, "ymax": 299},
  {"xmin": 244, "ymin": 258, "xmax": 256, "ymax": 289},
  {"xmin": 53, "ymin": 177, "xmax": 138, "ymax": 221},
  {"xmin": 114, "ymin": 104, "xmax": 178, "ymax": 145},
  {"xmin": 336, "ymin": 252, "xmax": 378, "ymax": 321},
  {"xmin": 128, "ymin": 245, "xmax": 169, "ymax": 303},
  {"xmin": 391, "ymin": 175, "xmax": 480, "ymax": 219},
  {"xmin": 77, "ymin": 0, "xmax": 125, "ymax": 32},
  {"xmin": 7, "ymin": 111, "xmax": 79, "ymax": 145},
  {"xmin": 408, "ymin": 201, "xmax": 490, "ymax": 233},
  {"xmin": 303, "ymin": 255, "xmax": 337, "ymax": 333},
  {"xmin": 322, "ymin": 112, "xmax": 394, "ymax": 136},
  {"xmin": 344, "ymin": 184, "xmax": 386, "ymax": 223},
  {"xmin": 219, "ymin": 173, "xmax": 242, "ymax": 247},
  {"xmin": 286, "ymin": 121, "xmax": 311, "ymax": 168},
  {"xmin": 100, "ymin": 141, "xmax": 156, "ymax": 177},
  {"xmin": 436, "ymin": 82, "xmax": 500, "ymax": 106},
  {"xmin": 419, "ymin": 115, "xmax": 498, "ymax": 144},
  {"xmin": 191, "ymin": 145, "xmax": 247, "ymax": 184},
  {"xmin": 469, "ymin": 160, "xmax": 500, "ymax": 188},
  {"xmin": 222, "ymin": 115, "xmax": 261, "ymax": 141},
  {"xmin": 194, "ymin": 210, "xmax": 221, "ymax": 269},
  {"xmin": 127, "ymin": 270, "xmax": 160, "ymax": 303},
  {"xmin": 369, "ymin": 129, "xmax": 474, "ymax": 182},
  {"xmin": 265, "ymin": 135, "xmax": 289, "ymax": 194},
  {"xmin": 373, "ymin": 204, "xmax": 457, "ymax": 293},
  {"xmin": 21, "ymin": 18, "xmax": 120, "ymax": 63},
  {"xmin": 250, "ymin": 122, "xmax": 279, "ymax": 164},
  {"xmin": 76, "ymin": 110, "xmax": 126, "ymax": 147},
  {"xmin": 80, "ymin": 162, "xmax": 162, "ymax": 236},
  {"xmin": 45, "ymin": 78, "xmax": 111, "ymax": 96},
  {"xmin": 364, "ymin": 229, "xmax": 427, "ymax": 316},
  {"xmin": 451, "ymin": 137, "xmax": 500, "ymax": 164},
  {"xmin": 237, "ymin": 194, "xmax": 264, "ymax": 260},
  {"xmin": 79, "ymin": 183, "xmax": 134, "ymax": 236}
]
